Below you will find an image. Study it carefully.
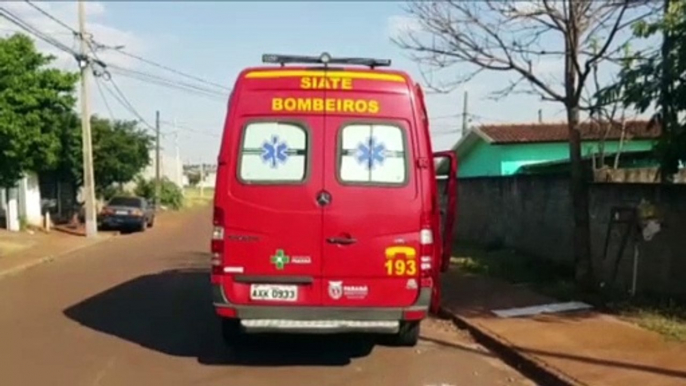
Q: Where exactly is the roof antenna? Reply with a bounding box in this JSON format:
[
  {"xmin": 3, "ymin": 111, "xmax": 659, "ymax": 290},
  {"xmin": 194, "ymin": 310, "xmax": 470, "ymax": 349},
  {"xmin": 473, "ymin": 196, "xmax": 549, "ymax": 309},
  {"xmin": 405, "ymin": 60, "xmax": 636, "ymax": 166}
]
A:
[{"xmin": 320, "ymin": 52, "xmax": 331, "ymax": 68}]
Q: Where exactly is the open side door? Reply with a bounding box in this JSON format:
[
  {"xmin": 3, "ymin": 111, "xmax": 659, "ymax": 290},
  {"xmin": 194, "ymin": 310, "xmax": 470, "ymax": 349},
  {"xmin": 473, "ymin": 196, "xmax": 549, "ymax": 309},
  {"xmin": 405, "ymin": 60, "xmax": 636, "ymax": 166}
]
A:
[{"xmin": 433, "ymin": 151, "xmax": 458, "ymax": 273}]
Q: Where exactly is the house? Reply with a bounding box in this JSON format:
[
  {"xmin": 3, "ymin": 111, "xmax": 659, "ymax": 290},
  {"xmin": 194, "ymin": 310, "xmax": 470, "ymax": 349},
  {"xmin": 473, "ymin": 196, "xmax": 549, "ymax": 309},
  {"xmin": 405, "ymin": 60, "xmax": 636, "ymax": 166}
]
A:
[
  {"xmin": 442, "ymin": 120, "xmax": 660, "ymax": 178},
  {"xmin": 140, "ymin": 150, "xmax": 184, "ymax": 188},
  {"xmin": 182, "ymin": 163, "xmax": 217, "ymax": 189}
]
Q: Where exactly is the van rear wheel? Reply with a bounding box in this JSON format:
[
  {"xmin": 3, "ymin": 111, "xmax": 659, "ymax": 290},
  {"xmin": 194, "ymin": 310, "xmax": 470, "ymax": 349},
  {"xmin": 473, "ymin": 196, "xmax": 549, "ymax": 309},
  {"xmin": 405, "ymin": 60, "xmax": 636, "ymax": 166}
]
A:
[{"xmin": 392, "ymin": 321, "xmax": 420, "ymax": 347}]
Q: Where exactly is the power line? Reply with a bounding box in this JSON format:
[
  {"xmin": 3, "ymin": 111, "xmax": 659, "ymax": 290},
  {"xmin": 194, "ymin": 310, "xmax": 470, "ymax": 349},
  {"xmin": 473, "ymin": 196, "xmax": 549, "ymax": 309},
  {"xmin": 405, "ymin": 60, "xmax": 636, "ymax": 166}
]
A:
[
  {"xmin": 3, "ymin": 4, "xmax": 224, "ymax": 141},
  {"xmin": 106, "ymin": 65, "xmax": 228, "ymax": 101},
  {"xmin": 96, "ymin": 74, "xmax": 158, "ymax": 134},
  {"xmin": 85, "ymin": 41, "xmax": 160, "ymax": 134},
  {"xmin": 160, "ymin": 120, "xmax": 220, "ymax": 138},
  {"xmin": 24, "ymin": 0, "xmax": 78, "ymax": 36},
  {"xmin": 107, "ymin": 64, "xmax": 228, "ymax": 97},
  {"xmin": 93, "ymin": 75, "xmax": 116, "ymax": 122},
  {"xmin": 0, "ymin": 6, "xmax": 78, "ymax": 56},
  {"xmin": 108, "ymin": 77, "xmax": 156, "ymax": 131},
  {"xmin": 93, "ymin": 41, "xmax": 232, "ymax": 92},
  {"xmin": 3, "ymin": 3, "xmax": 228, "ymax": 104}
]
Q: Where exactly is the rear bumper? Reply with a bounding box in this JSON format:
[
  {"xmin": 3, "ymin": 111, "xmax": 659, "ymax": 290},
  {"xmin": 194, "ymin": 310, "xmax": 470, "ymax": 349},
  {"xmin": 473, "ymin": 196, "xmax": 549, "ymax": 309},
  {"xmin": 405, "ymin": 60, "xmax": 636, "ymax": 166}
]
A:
[
  {"xmin": 100, "ymin": 216, "xmax": 144, "ymax": 227},
  {"xmin": 211, "ymin": 284, "xmax": 431, "ymax": 334}
]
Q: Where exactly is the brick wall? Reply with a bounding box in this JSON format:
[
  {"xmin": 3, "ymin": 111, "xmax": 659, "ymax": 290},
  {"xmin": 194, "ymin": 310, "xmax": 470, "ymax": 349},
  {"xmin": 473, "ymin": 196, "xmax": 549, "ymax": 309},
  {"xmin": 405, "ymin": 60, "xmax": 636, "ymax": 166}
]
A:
[{"xmin": 442, "ymin": 176, "xmax": 686, "ymax": 297}]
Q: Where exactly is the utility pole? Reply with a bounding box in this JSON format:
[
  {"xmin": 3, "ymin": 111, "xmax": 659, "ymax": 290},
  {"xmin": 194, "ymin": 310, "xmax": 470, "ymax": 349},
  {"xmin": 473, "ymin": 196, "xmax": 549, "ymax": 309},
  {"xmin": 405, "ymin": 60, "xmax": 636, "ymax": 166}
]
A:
[
  {"xmin": 199, "ymin": 160, "xmax": 205, "ymax": 199},
  {"xmin": 173, "ymin": 119, "xmax": 182, "ymax": 192},
  {"xmin": 538, "ymin": 109, "xmax": 543, "ymax": 123},
  {"xmin": 155, "ymin": 110, "xmax": 161, "ymax": 208},
  {"xmin": 78, "ymin": 0, "xmax": 97, "ymax": 238},
  {"xmin": 461, "ymin": 90, "xmax": 469, "ymax": 133}
]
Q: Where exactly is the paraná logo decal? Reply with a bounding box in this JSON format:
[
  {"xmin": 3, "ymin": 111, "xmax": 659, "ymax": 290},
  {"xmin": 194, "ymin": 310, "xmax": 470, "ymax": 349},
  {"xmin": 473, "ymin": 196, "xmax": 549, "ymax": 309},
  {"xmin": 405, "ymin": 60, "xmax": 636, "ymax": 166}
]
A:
[
  {"xmin": 328, "ymin": 281, "xmax": 343, "ymax": 300},
  {"xmin": 327, "ymin": 281, "xmax": 369, "ymax": 300}
]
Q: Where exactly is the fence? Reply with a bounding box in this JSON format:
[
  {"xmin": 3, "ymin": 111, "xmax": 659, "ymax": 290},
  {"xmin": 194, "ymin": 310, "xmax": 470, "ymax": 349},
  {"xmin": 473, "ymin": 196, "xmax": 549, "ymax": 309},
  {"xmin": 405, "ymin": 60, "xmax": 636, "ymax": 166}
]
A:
[{"xmin": 442, "ymin": 175, "xmax": 686, "ymax": 297}]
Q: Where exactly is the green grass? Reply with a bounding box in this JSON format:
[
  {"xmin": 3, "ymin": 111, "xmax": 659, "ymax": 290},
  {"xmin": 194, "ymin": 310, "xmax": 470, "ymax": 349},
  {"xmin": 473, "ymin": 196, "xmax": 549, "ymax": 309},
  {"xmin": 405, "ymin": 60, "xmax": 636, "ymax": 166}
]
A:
[
  {"xmin": 452, "ymin": 243, "xmax": 686, "ymax": 341},
  {"xmin": 182, "ymin": 187, "xmax": 214, "ymax": 209}
]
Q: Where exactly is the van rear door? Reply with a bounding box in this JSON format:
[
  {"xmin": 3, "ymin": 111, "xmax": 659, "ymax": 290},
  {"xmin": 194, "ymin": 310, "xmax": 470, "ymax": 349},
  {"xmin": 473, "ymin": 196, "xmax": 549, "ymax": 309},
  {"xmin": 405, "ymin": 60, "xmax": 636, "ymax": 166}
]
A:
[
  {"xmin": 221, "ymin": 88, "xmax": 325, "ymax": 306},
  {"xmin": 320, "ymin": 115, "xmax": 421, "ymax": 308}
]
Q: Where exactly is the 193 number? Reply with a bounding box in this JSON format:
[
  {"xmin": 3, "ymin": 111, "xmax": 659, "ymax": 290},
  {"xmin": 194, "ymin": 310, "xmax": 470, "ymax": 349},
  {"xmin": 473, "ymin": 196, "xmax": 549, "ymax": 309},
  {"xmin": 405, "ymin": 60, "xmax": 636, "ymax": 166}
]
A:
[{"xmin": 385, "ymin": 259, "xmax": 417, "ymax": 276}]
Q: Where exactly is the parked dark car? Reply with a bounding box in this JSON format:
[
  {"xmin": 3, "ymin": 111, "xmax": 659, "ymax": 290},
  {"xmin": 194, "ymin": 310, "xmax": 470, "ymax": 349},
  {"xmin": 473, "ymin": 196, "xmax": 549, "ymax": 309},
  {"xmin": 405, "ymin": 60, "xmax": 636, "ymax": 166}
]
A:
[{"xmin": 99, "ymin": 196, "xmax": 155, "ymax": 232}]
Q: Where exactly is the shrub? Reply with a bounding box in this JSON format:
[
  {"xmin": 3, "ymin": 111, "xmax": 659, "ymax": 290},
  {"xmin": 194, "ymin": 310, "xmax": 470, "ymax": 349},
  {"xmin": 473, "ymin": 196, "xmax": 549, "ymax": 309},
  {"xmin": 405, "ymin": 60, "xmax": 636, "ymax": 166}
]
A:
[
  {"xmin": 134, "ymin": 176, "xmax": 184, "ymax": 210},
  {"xmin": 101, "ymin": 185, "xmax": 131, "ymax": 201}
]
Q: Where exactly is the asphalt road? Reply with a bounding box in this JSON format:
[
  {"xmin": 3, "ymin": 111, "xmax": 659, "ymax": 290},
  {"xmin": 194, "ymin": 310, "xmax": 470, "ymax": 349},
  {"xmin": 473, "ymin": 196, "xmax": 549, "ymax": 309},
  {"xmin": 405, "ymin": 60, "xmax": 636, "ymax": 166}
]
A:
[{"xmin": 0, "ymin": 207, "xmax": 534, "ymax": 386}]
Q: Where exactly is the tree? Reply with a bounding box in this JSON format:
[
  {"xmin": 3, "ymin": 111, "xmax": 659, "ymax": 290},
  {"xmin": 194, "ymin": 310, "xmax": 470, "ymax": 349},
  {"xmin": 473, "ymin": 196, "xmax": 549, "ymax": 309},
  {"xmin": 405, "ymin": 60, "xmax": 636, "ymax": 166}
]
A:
[
  {"xmin": 64, "ymin": 115, "xmax": 153, "ymax": 198},
  {"xmin": 0, "ymin": 33, "xmax": 79, "ymax": 188},
  {"xmin": 394, "ymin": 0, "xmax": 659, "ymax": 287},
  {"xmin": 599, "ymin": 0, "xmax": 686, "ymax": 181},
  {"xmin": 91, "ymin": 116, "xmax": 153, "ymax": 197}
]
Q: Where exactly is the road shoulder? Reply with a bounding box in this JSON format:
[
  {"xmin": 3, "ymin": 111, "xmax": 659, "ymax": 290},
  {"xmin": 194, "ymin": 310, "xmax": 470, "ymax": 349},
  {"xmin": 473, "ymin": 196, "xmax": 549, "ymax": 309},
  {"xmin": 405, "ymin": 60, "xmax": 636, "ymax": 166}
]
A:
[
  {"xmin": 440, "ymin": 269, "xmax": 686, "ymax": 386},
  {"xmin": 0, "ymin": 230, "xmax": 117, "ymax": 280}
]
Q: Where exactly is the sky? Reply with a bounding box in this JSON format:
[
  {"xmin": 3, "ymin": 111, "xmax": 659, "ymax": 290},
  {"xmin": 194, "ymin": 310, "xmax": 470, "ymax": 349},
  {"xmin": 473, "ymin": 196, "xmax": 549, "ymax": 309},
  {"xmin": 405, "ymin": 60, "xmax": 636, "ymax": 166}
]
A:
[{"xmin": 0, "ymin": 1, "xmax": 657, "ymax": 165}]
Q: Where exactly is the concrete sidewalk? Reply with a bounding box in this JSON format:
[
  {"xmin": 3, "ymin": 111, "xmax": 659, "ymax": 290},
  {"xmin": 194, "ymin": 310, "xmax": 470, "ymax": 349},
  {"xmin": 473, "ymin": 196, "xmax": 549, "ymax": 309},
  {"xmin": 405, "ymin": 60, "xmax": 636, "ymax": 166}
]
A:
[
  {"xmin": 0, "ymin": 230, "xmax": 116, "ymax": 279},
  {"xmin": 440, "ymin": 269, "xmax": 686, "ymax": 386}
]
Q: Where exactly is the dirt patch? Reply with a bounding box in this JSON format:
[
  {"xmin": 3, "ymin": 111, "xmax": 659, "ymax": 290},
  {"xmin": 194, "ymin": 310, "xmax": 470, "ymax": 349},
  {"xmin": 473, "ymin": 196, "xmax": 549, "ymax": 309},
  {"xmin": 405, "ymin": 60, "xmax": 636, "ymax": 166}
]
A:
[{"xmin": 0, "ymin": 230, "xmax": 46, "ymax": 258}]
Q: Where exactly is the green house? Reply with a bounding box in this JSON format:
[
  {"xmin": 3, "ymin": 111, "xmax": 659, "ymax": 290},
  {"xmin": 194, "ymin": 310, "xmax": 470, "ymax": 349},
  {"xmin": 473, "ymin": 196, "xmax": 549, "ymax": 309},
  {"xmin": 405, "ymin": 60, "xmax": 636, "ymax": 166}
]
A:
[{"xmin": 442, "ymin": 121, "xmax": 660, "ymax": 177}]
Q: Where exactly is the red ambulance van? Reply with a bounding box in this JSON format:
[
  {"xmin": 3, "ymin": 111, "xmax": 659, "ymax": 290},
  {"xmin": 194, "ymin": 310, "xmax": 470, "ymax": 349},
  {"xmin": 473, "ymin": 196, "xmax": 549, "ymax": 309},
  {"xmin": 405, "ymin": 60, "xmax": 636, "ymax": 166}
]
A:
[{"xmin": 211, "ymin": 53, "xmax": 457, "ymax": 347}]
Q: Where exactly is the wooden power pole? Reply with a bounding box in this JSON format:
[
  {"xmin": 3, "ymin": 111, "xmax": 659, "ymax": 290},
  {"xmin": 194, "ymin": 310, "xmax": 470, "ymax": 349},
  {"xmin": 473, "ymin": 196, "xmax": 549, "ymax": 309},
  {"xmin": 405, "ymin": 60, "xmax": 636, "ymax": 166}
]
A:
[{"xmin": 78, "ymin": 0, "xmax": 97, "ymax": 238}]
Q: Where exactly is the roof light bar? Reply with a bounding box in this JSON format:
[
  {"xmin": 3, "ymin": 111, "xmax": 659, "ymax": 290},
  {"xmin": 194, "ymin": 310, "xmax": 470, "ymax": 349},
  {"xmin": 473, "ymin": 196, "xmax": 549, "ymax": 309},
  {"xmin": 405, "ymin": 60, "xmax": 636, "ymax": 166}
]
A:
[{"xmin": 262, "ymin": 52, "xmax": 391, "ymax": 68}]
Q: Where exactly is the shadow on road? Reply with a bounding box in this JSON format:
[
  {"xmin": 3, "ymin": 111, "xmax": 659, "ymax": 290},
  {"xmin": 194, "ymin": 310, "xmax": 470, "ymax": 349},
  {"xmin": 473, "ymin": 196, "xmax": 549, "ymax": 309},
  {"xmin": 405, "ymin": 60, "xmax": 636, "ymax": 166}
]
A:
[{"xmin": 62, "ymin": 267, "xmax": 374, "ymax": 367}]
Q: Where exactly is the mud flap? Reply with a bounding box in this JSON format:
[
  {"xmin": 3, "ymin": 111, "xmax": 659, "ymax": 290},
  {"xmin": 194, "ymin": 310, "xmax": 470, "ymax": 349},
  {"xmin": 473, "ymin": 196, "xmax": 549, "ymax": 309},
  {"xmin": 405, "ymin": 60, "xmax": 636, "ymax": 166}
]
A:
[{"xmin": 430, "ymin": 275, "xmax": 442, "ymax": 314}]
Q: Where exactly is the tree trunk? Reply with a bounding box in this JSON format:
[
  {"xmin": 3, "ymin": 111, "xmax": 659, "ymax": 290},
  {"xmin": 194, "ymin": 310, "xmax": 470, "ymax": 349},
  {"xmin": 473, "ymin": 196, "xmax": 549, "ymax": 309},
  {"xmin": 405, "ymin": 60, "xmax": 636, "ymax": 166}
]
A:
[
  {"xmin": 660, "ymin": 0, "xmax": 674, "ymax": 183},
  {"xmin": 564, "ymin": 10, "xmax": 595, "ymax": 288},
  {"xmin": 567, "ymin": 106, "xmax": 594, "ymax": 288}
]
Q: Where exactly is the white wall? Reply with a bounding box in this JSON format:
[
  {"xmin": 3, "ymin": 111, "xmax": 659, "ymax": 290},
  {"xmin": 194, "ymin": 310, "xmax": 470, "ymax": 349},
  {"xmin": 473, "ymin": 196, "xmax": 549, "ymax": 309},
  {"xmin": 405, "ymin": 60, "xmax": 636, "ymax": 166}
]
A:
[
  {"xmin": 17, "ymin": 172, "xmax": 42, "ymax": 226},
  {"xmin": 1, "ymin": 172, "xmax": 42, "ymax": 230},
  {"xmin": 141, "ymin": 150, "xmax": 183, "ymax": 187},
  {"xmin": 198, "ymin": 172, "xmax": 216, "ymax": 189}
]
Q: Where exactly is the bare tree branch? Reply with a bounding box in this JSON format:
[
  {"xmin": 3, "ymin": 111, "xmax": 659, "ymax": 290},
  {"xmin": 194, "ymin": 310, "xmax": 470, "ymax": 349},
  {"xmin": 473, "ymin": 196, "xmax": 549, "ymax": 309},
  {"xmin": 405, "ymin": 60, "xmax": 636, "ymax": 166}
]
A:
[{"xmin": 393, "ymin": 0, "xmax": 660, "ymax": 287}]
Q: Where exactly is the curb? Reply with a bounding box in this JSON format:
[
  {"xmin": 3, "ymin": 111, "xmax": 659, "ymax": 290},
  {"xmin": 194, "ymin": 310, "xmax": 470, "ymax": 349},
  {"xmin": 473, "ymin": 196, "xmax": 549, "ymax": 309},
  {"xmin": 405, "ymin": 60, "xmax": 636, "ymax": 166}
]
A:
[
  {"xmin": 438, "ymin": 306, "xmax": 586, "ymax": 386},
  {"xmin": 0, "ymin": 233, "xmax": 119, "ymax": 280}
]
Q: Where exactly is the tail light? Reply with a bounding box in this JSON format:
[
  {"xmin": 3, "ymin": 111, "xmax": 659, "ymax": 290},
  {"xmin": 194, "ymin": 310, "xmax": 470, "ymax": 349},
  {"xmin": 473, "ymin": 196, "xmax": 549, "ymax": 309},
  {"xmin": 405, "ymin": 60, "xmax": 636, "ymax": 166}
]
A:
[
  {"xmin": 131, "ymin": 209, "xmax": 143, "ymax": 216},
  {"xmin": 211, "ymin": 206, "xmax": 225, "ymax": 275},
  {"xmin": 419, "ymin": 212, "xmax": 434, "ymax": 287},
  {"xmin": 102, "ymin": 208, "xmax": 114, "ymax": 215}
]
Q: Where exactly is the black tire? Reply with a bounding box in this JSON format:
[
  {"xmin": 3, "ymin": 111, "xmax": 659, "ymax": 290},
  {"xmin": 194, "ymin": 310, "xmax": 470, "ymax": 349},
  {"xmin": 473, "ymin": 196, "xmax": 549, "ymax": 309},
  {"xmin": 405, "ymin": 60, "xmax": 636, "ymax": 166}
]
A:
[
  {"xmin": 221, "ymin": 318, "xmax": 244, "ymax": 347},
  {"xmin": 392, "ymin": 321, "xmax": 420, "ymax": 347},
  {"xmin": 138, "ymin": 220, "xmax": 147, "ymax": 232},
  {"xmin": 147, "ymin": 217, "xmax": 154, "ymax": 228}
]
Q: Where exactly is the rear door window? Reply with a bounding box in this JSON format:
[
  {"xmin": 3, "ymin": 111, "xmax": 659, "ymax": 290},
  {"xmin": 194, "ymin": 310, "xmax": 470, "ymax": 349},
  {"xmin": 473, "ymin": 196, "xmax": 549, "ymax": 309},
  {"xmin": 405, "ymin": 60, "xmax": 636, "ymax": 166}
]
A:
[
  {"xmin": 338, "ymin": 123, "xmax": 407, "ymax": 185},
  {"xmin": 238, "ymin": 121, "xmax": 309, "ymax": 183},
  {"xmin": 109, "ymin": 197, "xmax": 142, "ymax": 207}
]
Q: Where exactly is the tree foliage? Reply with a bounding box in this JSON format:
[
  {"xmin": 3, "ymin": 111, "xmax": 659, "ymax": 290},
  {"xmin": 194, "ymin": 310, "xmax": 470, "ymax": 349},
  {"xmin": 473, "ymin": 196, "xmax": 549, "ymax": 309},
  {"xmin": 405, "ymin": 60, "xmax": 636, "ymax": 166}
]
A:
[
  {"xmin": 57, "ymin": 115, "xmax": 153, "ymax": 197},
  {"xmin": 89, "ymin": 116, "xmax": 153, "ymax": 197},
  {"xmin": 0, "ymin": 33, "xmax": 79, "ymax": 188},
  {"xmin": 394, "ymin": 0, "xmax": 658, "ymax": 287},
  {"xmin": 134, "ymin": 176, "xmax": 183, "ymax": 210},
  {"xmin": 598, "ymin": 0, "xmax": 686, "ymax": 179}
]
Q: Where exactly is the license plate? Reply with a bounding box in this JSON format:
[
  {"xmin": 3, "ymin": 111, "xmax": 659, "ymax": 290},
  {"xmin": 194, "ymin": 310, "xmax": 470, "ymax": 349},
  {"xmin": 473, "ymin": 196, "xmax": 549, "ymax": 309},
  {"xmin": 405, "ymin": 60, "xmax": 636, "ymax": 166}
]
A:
[
  {"xmin": 115, "ymin": 210, "xmax": 128, "ymax": 215},
  {"xmin": 250, "ymin": 284, "xmax": 298, "ymax": 302}
]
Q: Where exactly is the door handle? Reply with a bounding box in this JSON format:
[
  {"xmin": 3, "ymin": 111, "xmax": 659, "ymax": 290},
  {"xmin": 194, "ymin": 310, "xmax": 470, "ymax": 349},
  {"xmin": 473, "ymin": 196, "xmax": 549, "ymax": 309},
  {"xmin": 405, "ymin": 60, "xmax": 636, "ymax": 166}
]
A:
[{"xmin": 327, "ymin": 237, "xmax": 357, "ymax": 245}]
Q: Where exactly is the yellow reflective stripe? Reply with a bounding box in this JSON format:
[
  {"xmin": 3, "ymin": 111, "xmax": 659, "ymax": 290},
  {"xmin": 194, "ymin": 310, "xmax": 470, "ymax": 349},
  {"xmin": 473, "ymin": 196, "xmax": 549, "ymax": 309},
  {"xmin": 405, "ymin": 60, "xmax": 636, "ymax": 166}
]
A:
[
  {"xmin": 385, "ymin": 246, "xmax": 417, "ymax": 259},
  {"xmin": 245, "ymin": 70, "xmax": 405, "ymax": 83}
]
